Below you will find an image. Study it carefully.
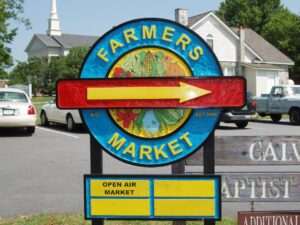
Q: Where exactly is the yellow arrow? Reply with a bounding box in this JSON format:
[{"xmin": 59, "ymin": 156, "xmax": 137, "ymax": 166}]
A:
[{"xmin": 87, "ymin": 82, "xmax": 212, "ymax": 103}]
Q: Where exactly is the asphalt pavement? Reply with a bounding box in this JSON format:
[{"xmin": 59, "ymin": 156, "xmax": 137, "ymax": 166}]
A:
[{"xmin": 0, "ymin": 121, "xmax": 299, "ymax": 218}]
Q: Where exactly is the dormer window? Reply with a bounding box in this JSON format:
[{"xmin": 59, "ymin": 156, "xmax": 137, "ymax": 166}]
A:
[{"xmin": 206, "ymin": 34, "xmax": 214, "ymax": 50}]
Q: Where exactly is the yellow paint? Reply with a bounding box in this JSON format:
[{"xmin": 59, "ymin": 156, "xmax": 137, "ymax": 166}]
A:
[
  {"xmin": 106, "ymin": 132, "xmax": 195, "ymax": 162},
  {"xmin": 162, "ymin": 27, "xmax": 175, "ymax": 42},
  {"xmin": 139, "ymin": 145, "xmax": 152, "ymax": 160},
  {"xmin": 154, "ymin": 180, "xmax": 215, "ymax": 197},
  {"xmin": 176, "ymin": 34, "xmax": 191, "ymax": 51},
  {"xmin": 97, "ymin": 48, "xmax": 109, "ymax": 62},
  {"xmin": 154, "ymin": 199, "xmax": 215, "ymax": 216},
  {"xmin": 123, "ymin": 28, "xmax": 139, "ymax": 44},
  {"xmin": 122, "ymin": 142, "xmax": 135, "ymax": 158},
  {"xmin": 110, "ymin": 39, "xmax": 124, "ymax": 54},
  {"xmin": 107, "ymin": 132, "xmax": 126, "ymax": 150},
  {"xmin": 90, "ymin": 180, "xmax": 150, "ymax": 197},
  {"xmin": 91, "ymin": 199, "xmax": 150, "ymax": 216},
  {"xmin": 107, "ymin": 48, "xmax": 192, "ymax": 139},
  {"xmin": 167, "ymin": 139, "xmax": 182, "ymax": 156},
  {"xmin": 179, "ymin": 132, "xmax": 193, "ymax": 147},
  {"xmin": 142, "ymin": 25, "xmax": 156, "ymax": 39},
  {"xmin": 189, "ymin": 46, "xmax": 203, "ymax": 61},
  {"xmin": 87, "ymin": 82, "xmax": 211, "ymax": 103},
  {"xmin": 154, "ymin": 144, "xmax": 168, "ymax": 160}
]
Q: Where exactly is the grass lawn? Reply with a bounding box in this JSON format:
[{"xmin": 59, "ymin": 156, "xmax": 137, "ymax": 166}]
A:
[
  {"xmin": 0, "ymin": 214, "xmax": 236, "ymax": 225},
  {"xmin": 31, "ymin": 96, "xmax": 54, "ymax": 125}
]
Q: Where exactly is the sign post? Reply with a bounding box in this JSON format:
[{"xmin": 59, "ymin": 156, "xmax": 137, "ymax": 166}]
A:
[{"xmin": 57, "ymin": 18, "xmax": 246, "ymax": 223}]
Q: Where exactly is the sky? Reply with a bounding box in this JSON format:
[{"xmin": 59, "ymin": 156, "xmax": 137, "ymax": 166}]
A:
[{"xmin": 9, "ymin": 0, "xmax": 300, "ymax": 64}]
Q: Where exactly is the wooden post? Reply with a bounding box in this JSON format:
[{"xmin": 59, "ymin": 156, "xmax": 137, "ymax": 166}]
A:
[
  {"xmin": 172, "ymin": 160, "xmax": 186, "ymax": 225},
  {"xmin": 90, "ymin": 135, "xmax": 104, "ymax": 225},
  {"xmin": 204, "ymin": 132, "xmax": 215, "ymax": 225}
]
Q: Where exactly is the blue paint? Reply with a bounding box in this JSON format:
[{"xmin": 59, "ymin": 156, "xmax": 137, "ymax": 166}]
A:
[
  {"xmin": 80, "ymin": 18, "xmax": 222, "ymax": 166},
  {"xmin": 84, "ymin": 176, "xmax": 221, "ymax": 220}
]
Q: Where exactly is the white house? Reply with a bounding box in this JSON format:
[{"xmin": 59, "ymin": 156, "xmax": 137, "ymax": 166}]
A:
[
  {"xmin": 25, "ymin": 1, "xmax": 294, "ymax": 96},
  {"xmin": 176, "ymin": 9, "xmax": 294, "ymax": 96}
]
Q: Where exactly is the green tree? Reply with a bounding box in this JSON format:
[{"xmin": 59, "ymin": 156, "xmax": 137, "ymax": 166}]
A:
[
  {"xmin": 216, "ymin": 0, "xmax": 300, "ymax": 76},
  {"xmin": 9, "ymin": 61, "xmax": 28, "ymax": 84},
  {"xmin": 262, "ymin": 8, "xmax": 300, "ymax": 75},
  {"xmin": 216, "ymin": 0, "xmax": 282, "ymax": 34},
  {"xmin": 9, "ymin": 57, "xmax": 46, "ymax": 96},
  {"xmin": 44, "ymin": 57, "xmax": 68, "ymax": 96},
  {"xmin": 65, "ymin": 46, "xmax": 89, "ymax": 78},
  {"xmin": 0, "ymin": 0, "xmax": 30, "ymax": 78}
]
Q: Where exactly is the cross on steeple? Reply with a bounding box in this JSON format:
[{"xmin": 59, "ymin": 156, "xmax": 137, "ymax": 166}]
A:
[{"xmin": 47, "ymin": 0, "xmax": 61, "ymax": 36}]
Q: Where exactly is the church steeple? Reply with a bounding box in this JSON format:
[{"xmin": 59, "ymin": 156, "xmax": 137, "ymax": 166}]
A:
[{"xmin": 47, "ymin": 0, "xmax": 61, "ymax": 36}]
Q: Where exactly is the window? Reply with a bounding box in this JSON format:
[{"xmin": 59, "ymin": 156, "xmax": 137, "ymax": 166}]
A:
[
  {"xmin": 272, "ymin": 87, "xmax": 284, "ymax": 97},
  {"xmin": 206, "ymin": 34, "xmax": 214, "ymax": 49},
  {"xmin": 223, "ymin": 67, "xmax": 235, "ymax": 76}
]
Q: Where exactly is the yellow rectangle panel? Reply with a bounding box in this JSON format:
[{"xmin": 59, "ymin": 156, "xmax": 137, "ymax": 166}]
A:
[
  {"xmin": 91, "ymin": 199, "xmax": 150, "ymax": 216},
  {"xmin": 154, "ymin": 180, "xmax": 215, "ymax": 197},
  {"xmin": 154, "ymin": 199, "xmax": 215, "ymax": 216},
  {"xmin": 90, "ymin": 180, "xmax": 150, "ymax": 197}
]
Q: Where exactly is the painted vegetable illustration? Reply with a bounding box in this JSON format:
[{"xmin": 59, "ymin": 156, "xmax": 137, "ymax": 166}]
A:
[{"xmin": 109, "ymin": 49, "xmax": 189, "ymax": 138}]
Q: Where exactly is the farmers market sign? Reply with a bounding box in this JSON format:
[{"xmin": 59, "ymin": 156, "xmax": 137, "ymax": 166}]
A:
[{"xmin": 57, "ymin": 18, "xmax": 245, "ymax": 166}]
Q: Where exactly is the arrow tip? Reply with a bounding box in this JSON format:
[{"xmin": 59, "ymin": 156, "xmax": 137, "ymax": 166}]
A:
[{"xmin": 179, "ymin": 82, "xmax": 212, "ymax": 103}]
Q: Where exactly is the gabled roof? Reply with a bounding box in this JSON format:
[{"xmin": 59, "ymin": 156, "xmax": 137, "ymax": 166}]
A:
[
  {"xmin": 52, "ymin": 34, "xmax": 98, "ymax": 48},
  {"xmin": 188, "ymin": 11, "xmax": 294, "ymax": 65},
  {"xmin": 188, "ymin": 11, "xmax": 212, "ymax": 27},
  {"xmin": 231, "ymin": 28, "xmax": 294, "ymax": 65},
  {"xmin": 35, "ymin": 34, "xmax": 61, "ymax": 47},
  {"xmin": 25, "ymin": 33, "xmax": 98, "ymax": 52}
]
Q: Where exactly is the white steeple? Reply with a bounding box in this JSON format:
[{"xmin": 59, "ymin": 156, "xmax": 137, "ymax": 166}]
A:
[{"xmin": 47, "ymin": 0, "xmax": 61, "ymax": 36}]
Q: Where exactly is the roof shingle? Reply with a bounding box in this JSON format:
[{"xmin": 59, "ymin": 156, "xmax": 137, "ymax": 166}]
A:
[{"xmin": 231, "ymin": 28, "xmax": 294, "ymax": 64}]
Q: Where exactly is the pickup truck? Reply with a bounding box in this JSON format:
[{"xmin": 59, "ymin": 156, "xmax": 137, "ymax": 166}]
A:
[{"xmin": 254, "ymin": 85, "xmax": 300, "ymax": 125}]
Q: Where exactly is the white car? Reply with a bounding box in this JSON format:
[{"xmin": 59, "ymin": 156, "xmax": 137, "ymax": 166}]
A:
[
  {"xmin": 0, "ymin": 88, "xmax": 36, "ymax": 134},
  {"xmin": 40, "ymin": 98, "xmax": 82, "ymax": 131}
]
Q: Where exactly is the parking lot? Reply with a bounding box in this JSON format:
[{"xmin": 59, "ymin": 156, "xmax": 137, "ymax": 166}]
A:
[{"xmin": 0, "ymin": 121, "xmax": 300, "ymax": 218}]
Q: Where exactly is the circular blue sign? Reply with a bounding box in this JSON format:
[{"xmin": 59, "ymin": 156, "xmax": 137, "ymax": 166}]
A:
[{"xmin": 80, "ymin": 18, "xmax": 222, "ymax": 166}]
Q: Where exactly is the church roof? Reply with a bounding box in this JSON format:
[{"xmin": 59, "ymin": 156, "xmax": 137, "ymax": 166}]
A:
[
  {"xmin": 26, "ymin": 33, "xmax": 98, "ymax": 52},
  {"xmin": 52, "ymin": 34, "xmax": 98, "ymax": 48},
  {"xmin": 35, "ymin": 34, "xmax": 61, "ymax": 48}
]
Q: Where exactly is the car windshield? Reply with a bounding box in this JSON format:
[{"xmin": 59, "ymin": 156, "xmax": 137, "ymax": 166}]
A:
[
  {"xmin": 287, "ymin": 87, "xmax": 300, "ymax": 96},
  {"xmin": 0, "ymin": 91, "xmax": 28, "ymax": 102}
]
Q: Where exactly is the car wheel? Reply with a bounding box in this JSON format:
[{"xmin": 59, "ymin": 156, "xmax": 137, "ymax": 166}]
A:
[
  {"xmin": 27, "ymin": 126, "xmax": 35, "ymax": 134},
  {"xmin": 40, "ymin": 111, "xmax": 49, "ymax": 126},
  {"xmin": 66, "ymin": 114, "xmax": 76, "ymax": 131},
  {"xmin": 259, "ymin": 113, "xmax": 267, "ymax": 117},
  {"xmin": 235, "ymin": 121, "xmax": 248, "ymax": 128},
  {"xmin": 289, "ymin": 109, "xmax": 300, "ymax": 125},
  {"xmin": 270, "ymin": 114, "xmax": 282, "ymax": 122}
]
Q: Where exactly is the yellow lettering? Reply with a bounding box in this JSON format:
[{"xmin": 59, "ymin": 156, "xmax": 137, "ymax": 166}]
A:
[
  {"xmin": 110, "ymin": 39, "xmax": 124, "ymax": 54},
  {"xmin": 139, "ymin": 145, "xmax": 152, "ymax": 160},
  {"xmin": 162, "ymin": 27, "xmax": 175, "ymax": 42},
  {"xmin": 97, "ymin": 48, "xmax": 109, "ymax": 62},
  {"xmin": 123, "ymin": 29, "xmax": 138, "ymax": 44},
  {"xmin": 154, "ymin": 144, "xmax": 168, "ymax": 160},
  {"xmin": 189, "ymin": 46, "xmax": 203, "ymax": 61},
  {"xmin": 122, "ymin": 143, "xmax": 135, "ymax": 158},
  {"xmin": 176, "ymin": 34, "xmax": 191, "ymax": 51},
  {"xmin": 142, "ymin": 25, "xmax": 157, "ymax": 39},
  {"xmin": 179, "ymin": 132, "xmax": 193, "ymax": 147},
  {"xmin": 107, "ymin": 133, "xmax": 126, "ymax": 150},
  {"xmin": 168, "ymin": 139, "xmax": 183, "ymax": 156}
]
